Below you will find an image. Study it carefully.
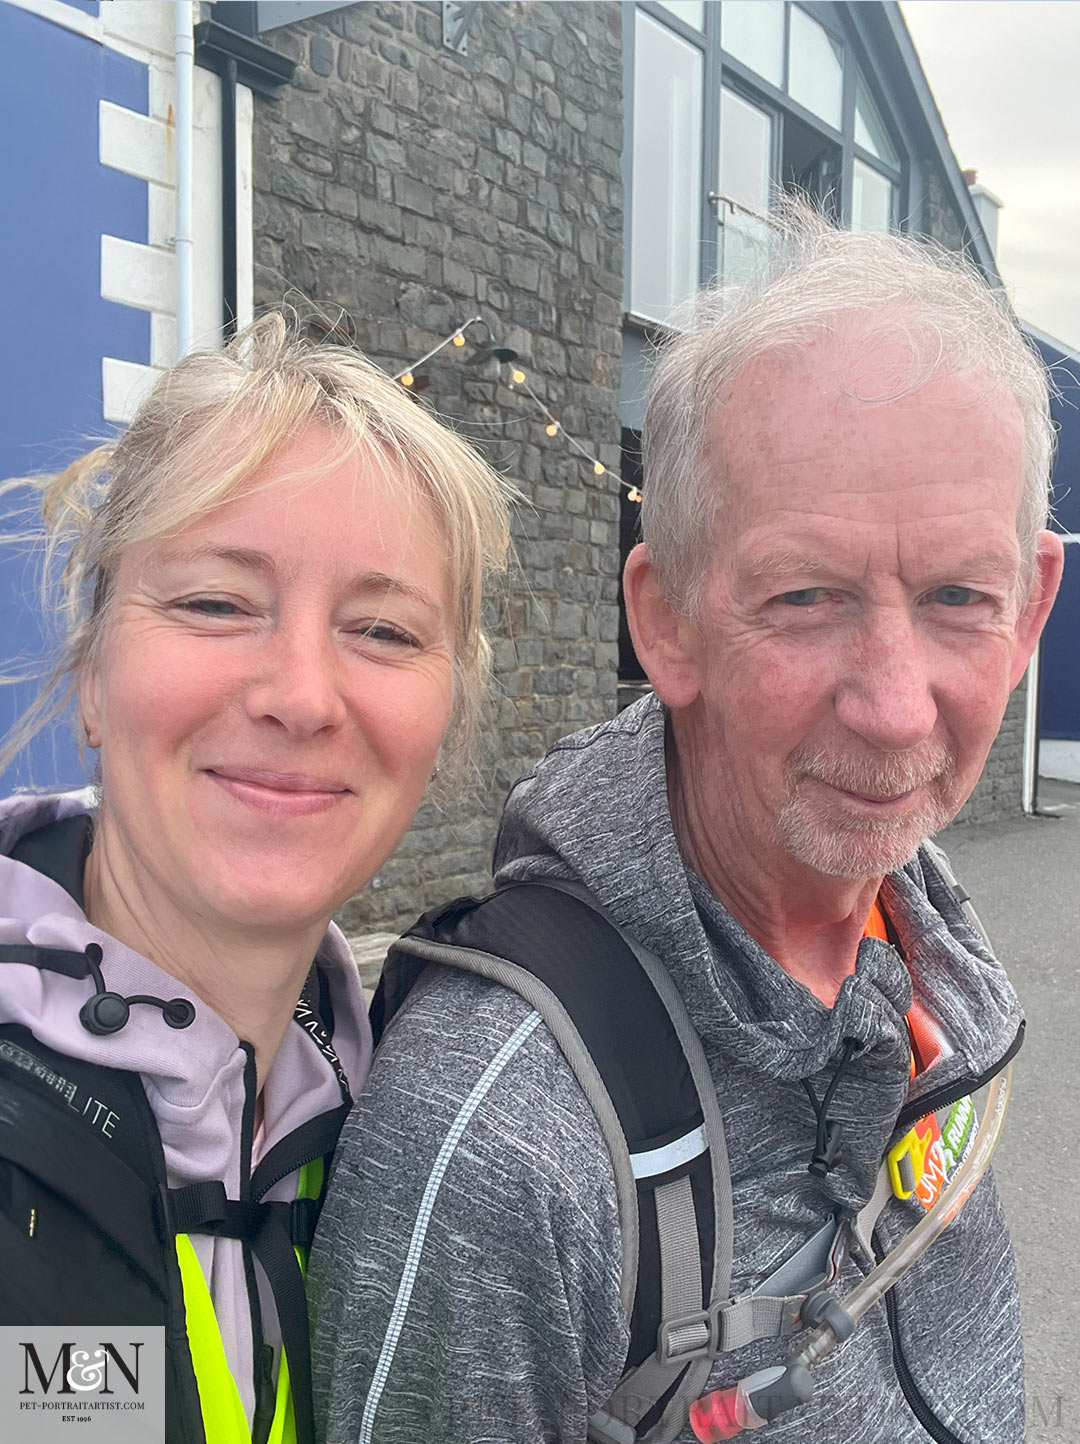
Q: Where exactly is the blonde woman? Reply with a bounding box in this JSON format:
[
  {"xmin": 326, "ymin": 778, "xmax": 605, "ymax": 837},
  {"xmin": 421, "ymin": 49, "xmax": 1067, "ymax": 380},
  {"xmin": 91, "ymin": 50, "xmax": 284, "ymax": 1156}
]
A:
[{"xmin": 0, "ymin": 316, "xmax": 511, "ymax": 1444}]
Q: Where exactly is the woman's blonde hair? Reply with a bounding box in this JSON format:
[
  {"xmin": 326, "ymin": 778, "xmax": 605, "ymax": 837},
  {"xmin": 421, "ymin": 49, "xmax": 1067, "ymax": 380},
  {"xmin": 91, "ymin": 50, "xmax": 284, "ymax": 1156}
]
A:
[{"xmin": 1, "ymin": 314, "xmax": 514, "ymax": 778}]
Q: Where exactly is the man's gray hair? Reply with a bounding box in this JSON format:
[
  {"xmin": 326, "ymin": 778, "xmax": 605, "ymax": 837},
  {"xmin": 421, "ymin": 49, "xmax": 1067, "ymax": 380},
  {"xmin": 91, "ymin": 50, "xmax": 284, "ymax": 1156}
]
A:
[{"xmin": 642, "ymin": 199, "xmax": 1055, "ymax": 614}]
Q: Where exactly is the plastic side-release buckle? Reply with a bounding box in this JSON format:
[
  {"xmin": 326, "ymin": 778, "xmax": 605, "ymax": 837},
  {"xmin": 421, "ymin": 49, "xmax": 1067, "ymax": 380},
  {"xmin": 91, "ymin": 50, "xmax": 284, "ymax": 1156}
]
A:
[{"xmin": 887, "ymin": 1113, "xmax": 941, "ymax": 1200}]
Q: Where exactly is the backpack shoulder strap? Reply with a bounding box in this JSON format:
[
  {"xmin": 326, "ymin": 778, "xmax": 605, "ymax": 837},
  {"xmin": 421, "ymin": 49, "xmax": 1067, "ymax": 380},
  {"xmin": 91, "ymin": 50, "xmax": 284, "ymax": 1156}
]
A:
[
  {"xmin": 383, "ymin": 878, "xmax": 735, "ymax": 1444},
  {"xmin": 921, "ymin": 840, "xmax": 993, "ymax": 949}
]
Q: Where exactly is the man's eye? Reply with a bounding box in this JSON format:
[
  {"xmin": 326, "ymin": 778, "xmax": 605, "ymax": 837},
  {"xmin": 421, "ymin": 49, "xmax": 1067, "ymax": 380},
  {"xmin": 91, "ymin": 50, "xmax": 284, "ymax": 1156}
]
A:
[
  {"xmin": 778, "ymin": 588, "xmax": 825, "ymax": 607},
  {"xmin": 931, "ymin": 586, "xmax": 979, "ymax": 607}
]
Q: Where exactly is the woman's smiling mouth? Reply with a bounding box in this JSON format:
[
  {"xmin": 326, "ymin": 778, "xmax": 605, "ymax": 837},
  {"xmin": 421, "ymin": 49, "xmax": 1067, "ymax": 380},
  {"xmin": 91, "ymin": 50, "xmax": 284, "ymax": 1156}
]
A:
[{"xmin": 205, "ymin": 767, "xmax": 352, "ymax": 815}]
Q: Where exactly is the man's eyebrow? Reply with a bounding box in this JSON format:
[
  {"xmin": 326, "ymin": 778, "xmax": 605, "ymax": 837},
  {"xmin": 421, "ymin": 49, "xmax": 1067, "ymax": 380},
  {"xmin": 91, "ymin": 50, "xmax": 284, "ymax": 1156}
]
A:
[
  {"xmin": 744, "ymin": 551, "xmax": 832, "ymax": 580},
  {"xmin": 937, "ymin": 549, "xmax": 1020, "ymax": 584},
  {"xmin": 744, "ymin": 547, "xmax": 1020, "ymax": 583}
]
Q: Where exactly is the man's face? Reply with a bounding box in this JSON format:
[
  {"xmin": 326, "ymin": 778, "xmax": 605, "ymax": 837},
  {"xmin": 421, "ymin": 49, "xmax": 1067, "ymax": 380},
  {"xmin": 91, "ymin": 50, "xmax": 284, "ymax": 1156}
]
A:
[{"xmin": 670, "ymin": 339, "xmax": 1057, "ymax": 880}]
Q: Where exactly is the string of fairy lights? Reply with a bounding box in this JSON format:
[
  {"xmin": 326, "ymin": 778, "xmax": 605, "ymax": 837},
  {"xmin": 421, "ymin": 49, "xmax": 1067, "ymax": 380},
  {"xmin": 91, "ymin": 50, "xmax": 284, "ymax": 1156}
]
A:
[{"xmin": 390, "ymin": 316, "xmax": 642, "ymax": 503}]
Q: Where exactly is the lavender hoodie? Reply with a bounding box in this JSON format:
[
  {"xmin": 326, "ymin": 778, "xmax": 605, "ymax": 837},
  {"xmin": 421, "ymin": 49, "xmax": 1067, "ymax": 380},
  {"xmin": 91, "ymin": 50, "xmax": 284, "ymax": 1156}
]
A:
[{"xmin": 0, "ymin": 790, "xmax": 372, "ymax": 1425}]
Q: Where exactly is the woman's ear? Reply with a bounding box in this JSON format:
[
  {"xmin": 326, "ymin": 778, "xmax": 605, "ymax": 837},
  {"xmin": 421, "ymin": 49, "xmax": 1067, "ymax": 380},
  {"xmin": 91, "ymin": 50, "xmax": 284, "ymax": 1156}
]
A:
[
  {"xmin": 623, "ymin": 544, "xmax": 704, "ymax": 710},
  {"xmin": 79, "ymin": 666, "xmax": 103, "ymax": 750}
]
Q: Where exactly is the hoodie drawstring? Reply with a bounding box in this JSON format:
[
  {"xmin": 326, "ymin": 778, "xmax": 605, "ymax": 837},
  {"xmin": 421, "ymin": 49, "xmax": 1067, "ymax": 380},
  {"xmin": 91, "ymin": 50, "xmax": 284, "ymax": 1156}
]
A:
[
  {"xmin": 803, "ymin": 1036, "xmax": 862, "ymax": 1177},
  {"xmin": 77, "ymin": 942, "xmax": 197, "ymax": 1036}
]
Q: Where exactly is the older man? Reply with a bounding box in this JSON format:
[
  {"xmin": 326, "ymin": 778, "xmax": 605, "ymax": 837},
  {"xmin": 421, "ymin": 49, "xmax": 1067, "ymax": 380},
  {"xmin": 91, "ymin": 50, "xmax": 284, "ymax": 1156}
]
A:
[{"xmin": 312, "ymin": 209, "xmax": 1063, "ymax": 1444}]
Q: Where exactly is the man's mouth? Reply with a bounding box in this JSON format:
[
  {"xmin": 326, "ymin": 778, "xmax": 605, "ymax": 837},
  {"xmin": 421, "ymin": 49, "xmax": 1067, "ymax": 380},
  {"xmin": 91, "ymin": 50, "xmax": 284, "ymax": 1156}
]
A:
[{"xmin": 833, "ymin": 784, "xmax": 919, "ymax": 808}]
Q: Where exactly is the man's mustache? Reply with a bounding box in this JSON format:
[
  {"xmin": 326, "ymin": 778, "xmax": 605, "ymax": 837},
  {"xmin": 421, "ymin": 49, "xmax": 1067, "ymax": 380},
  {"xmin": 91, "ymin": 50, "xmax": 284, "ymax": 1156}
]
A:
[{"xmin": 789, "ymin": 740, "xmax": 956, "ymax": 798}]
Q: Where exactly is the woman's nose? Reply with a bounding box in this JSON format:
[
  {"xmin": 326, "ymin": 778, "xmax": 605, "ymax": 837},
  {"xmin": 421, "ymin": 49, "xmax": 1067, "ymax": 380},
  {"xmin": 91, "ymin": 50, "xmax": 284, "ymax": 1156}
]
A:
[{"xmin": 243, "ymin": 625, "xmax": 348, "ymax": 738}]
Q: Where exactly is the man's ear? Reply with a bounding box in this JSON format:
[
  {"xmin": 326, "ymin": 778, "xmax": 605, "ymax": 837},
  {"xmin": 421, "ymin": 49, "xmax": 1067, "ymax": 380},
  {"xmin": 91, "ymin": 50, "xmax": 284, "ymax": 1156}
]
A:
[
  {"xmin": 623, "ymin": 543, "xmax": 704, "ymax": 709},
  {"xmin": 1009, "ymin": 530, "xmax": 1066, "ymax": 689},
  {"xmin": 78, "ymin": 664, "xmax": 103, "ymax": 751}
]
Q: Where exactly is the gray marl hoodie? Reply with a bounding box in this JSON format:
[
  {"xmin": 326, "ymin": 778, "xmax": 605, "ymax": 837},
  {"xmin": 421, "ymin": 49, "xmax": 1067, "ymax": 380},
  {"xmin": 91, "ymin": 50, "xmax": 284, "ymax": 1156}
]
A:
[{"xmin": 312, "ymin": 694, "xmax": 1024, "ymax": 1444}]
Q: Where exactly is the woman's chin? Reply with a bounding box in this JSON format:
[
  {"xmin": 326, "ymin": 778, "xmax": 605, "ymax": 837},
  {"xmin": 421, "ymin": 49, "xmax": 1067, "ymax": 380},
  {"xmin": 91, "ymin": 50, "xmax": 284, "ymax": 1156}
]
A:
[{"xmin": 201, "ymin": 875, "xmax": 355, "ymax": 936}]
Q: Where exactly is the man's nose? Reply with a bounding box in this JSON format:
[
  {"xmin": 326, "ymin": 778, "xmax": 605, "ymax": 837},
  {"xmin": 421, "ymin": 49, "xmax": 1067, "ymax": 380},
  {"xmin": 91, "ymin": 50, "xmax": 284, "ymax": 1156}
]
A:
[
  {"xmin": 833, "ymin": 611, "xmax": 938, "ymax": 752},
  {"xmin": 244, "ymin": 624, "xmax": 348, "ymax": 737}
]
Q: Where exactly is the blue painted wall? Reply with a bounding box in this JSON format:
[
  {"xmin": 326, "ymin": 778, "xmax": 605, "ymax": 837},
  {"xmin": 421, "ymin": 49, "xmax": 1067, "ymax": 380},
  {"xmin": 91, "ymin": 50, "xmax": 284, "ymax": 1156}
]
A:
[
  {"xmin": 0, "ymin": 4, "xmax": 149, "ymax": 792},
  {"xmin": 1032, "ymin": 334, "xmax": 1080, "ymax": 740}
]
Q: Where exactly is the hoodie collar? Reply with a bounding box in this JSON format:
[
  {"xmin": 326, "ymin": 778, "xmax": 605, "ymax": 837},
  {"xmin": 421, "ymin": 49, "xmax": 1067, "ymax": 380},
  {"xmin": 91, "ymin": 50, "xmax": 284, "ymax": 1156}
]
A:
[
  {"xmin": 0, "ymin": 790, "xmax": 371, "ymax": 1184},
  {"xmin": 494, "ymin": 693, "xmax": 1021, "ymax": 1086}
]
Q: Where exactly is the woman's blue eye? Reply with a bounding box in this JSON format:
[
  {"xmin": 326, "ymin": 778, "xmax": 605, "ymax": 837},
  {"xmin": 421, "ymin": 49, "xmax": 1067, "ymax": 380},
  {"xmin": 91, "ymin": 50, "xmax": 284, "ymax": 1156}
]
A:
[
  {"xmin": 181, "ymin": 598, "xmax": 240, "ymax": 616},
  {"xmin": 779, "ymin": 588, "xmax": 824, "ymax": 607},
  {"xmin": 933, "ymin": 586, "xmax": 977, "ymax": 607},
  {"xmin": 355, "ymin": 623, "xmax": 417, "ymax": 647}
]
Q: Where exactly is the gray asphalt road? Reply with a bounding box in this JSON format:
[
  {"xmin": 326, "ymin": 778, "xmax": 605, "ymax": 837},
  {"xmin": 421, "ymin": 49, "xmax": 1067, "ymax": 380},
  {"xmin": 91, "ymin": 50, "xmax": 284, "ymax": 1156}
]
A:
[{"xmin": 940, "ymin": 781, "xmax": 1080, "ymax": 1441}]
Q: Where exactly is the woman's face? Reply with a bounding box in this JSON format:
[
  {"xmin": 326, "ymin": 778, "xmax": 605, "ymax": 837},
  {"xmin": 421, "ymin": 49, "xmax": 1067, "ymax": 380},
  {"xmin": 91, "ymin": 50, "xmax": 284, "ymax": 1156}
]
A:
[{"xmin": 80, "ymin": 428, "xmax": 455, "ymax": 935}]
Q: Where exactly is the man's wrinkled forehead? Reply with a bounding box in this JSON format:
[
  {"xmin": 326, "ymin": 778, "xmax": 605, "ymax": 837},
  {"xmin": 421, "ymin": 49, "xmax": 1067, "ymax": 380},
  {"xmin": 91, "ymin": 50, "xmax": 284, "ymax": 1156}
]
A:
[{"xmin": 702, "ymin": 334, "xmax": 1026, "ymax": 528}]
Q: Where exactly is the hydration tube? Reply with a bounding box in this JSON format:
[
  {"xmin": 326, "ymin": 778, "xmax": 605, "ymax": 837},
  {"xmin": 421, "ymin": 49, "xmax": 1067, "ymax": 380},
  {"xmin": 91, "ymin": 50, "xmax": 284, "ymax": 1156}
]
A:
[{"xmin": 690, "ymin": 1063, "xmax": 1014, "ymax": 1440}]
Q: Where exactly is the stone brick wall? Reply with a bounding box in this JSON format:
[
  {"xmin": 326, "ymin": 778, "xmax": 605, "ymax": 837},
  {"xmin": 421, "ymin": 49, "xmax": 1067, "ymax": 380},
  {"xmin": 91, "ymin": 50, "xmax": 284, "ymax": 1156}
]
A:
[
  {"xmin": 250, "ymin": 5, "xmax": 1025, "ymax": 939},
  {"xmin": 253, "ymin": 1, "xmax": 624, "ymax": 934},
  {"xmin": 955, "ymin": 685, "xmax": 1027, "ymax": 825}
]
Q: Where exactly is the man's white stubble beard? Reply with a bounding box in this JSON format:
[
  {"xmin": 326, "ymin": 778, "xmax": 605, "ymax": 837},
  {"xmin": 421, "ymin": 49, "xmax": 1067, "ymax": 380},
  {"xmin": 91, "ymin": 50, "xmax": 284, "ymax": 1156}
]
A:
[{"xmin": 775, "ymin": 739, "xmax": 959, "ymax": 879}]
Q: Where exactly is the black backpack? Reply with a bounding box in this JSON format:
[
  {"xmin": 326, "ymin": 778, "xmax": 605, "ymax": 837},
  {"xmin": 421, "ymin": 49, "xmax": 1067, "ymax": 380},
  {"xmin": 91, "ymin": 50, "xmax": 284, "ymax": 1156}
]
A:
[
  {"xmin": 0, "ymin": 981, "xmax": 343, "ymax": 1444},
  {"xmin": 0, "ymin": 812, "xmax": 344, "ymax": 1444}
]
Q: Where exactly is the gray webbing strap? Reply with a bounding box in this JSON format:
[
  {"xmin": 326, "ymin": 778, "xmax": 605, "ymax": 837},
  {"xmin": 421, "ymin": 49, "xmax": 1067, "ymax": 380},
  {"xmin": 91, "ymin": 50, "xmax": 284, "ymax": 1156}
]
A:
[
  {"xmin": 715, "ymin": 1291, "xmax": 804, "ymax": 1350},
  {"xmin": 597, "ymin": 1176, "xmax": 707, "ymax": 1438},
  {"xmin": 656, "ymin": 1175, "xmax": 708, "ymax": 1355},
  {"xmin": 853, "ymin": 1160, "xmax": 894, "ymax": 1260}
]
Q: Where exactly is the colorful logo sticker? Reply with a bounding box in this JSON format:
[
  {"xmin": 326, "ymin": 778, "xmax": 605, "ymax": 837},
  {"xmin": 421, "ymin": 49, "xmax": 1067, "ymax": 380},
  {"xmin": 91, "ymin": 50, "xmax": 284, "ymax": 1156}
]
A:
[{"xmin": 888, "ymin": 1096, "xmax": 979, "ymax": 1211}]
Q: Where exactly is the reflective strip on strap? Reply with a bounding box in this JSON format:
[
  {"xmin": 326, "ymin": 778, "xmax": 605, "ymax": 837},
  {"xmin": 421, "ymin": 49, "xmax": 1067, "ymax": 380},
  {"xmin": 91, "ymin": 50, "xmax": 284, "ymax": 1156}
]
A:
[
  {"xmin": 175, "ymin": 1234, "xmax": 254, "ymax": 1444},
  {"xmin": 176, "ymin": 1237, "xmax": 299, "ymax": 1444},
  {"xmin": 629, "ymin": 1125, "xmax": 708, "ymax": 1180},
  {"xmin": 175, "ymin": 1161, "xmax": 323, "ymax": 1444}
]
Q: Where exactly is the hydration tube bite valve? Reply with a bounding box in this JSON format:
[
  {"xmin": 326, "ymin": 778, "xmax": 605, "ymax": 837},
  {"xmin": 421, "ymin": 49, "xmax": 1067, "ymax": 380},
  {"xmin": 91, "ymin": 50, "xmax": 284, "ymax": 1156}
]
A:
[{"xmin": 690, "ymin": 1364, "xmax": 815, "ymax": 1440}]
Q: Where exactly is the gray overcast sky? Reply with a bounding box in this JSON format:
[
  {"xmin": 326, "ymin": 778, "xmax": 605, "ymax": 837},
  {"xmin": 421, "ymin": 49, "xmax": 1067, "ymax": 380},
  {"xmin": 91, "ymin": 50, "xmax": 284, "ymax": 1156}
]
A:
[{"xmin": 901, "ymin": 0, "xmax": 1080, "ymax": 352}]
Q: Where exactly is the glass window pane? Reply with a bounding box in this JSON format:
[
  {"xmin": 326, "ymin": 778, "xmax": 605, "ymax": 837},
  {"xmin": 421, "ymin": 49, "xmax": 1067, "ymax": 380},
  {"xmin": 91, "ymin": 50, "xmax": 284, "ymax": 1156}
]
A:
[
  {"xmin": 788, "ymin": 6, "xmax": 843, "ymax": 130},
  {"xmin": 717, "ymin": 88, "xmax": 773, "ymax": 285},
  {"xmin": 718, "ymin": 87, "xmax": 771, "ymax": 214},
  {"xmin": 631, "ymin": 10, "xmax": 704, "ymax": 322},
  {"xmin": 854, "ymin": 71, "xmax": 899, "ymax": 166},
  {"xmin": 720, "ymin": 0, "xmax": 784, "ymax": 87},
  {"xmin": 656, "ymin": 0, "xmax": 705, "ymax": 30},
  {"xmin": 851, "ymin": 159, "xmax": 895, "ymax": 233}
]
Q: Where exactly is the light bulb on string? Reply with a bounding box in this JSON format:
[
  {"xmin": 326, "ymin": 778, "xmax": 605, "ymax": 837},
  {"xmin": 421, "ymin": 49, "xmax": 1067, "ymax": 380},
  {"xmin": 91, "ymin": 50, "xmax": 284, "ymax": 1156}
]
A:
[
  {"xmin": 593, "ymin": 461, "xmax": 606, "ymax": 476},
  {"xmin": 628, "ymin": 487, "xmax": 642, "ymax": 503},
  {"xmin": 511, "ymin": 368, "xmax": 526, "ymax": 385},
  {"xmin": 401, "ymin": 373, "xmax": 415, "ymax": 387},
  {"xmin": 546, "ymin": 422, "xmax": 559, "ymax": 436},
  {"xmin": 452, "ymin": 333, "xmax": 466, "ymax": 347}
]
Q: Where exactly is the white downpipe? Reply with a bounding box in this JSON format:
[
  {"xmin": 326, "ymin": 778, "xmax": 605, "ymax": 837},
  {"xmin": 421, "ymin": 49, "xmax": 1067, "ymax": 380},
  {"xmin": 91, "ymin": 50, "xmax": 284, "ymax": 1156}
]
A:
[
  {"xmin": 175, "ymin": 2, "xmax": 196, "ymax": 359},
  {"xmin": 1022, "ymin": 644, "xmax": 1041, "ymax": 814}
]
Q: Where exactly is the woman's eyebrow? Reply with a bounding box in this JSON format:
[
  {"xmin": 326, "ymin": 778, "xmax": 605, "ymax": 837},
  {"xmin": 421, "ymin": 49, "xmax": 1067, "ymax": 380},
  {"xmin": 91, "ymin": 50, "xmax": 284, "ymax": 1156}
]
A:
[
  {"xmin": 156, "ymin": 545, "xmax": 276, "ymax": 575},
  {"xmin": 348, "ymin": 571, "xmax": 438, "ymax": 609},
  {"xmin": 154, "ymin": 549, "xmax": 439, "ymax": 608}
]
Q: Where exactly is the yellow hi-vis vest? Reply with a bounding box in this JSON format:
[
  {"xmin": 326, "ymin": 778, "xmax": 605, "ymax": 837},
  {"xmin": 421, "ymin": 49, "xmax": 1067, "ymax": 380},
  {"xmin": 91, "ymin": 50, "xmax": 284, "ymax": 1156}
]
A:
[{"xmin": 174, "ymin": 1159, "xmax": 324, "ymax": 1444}]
